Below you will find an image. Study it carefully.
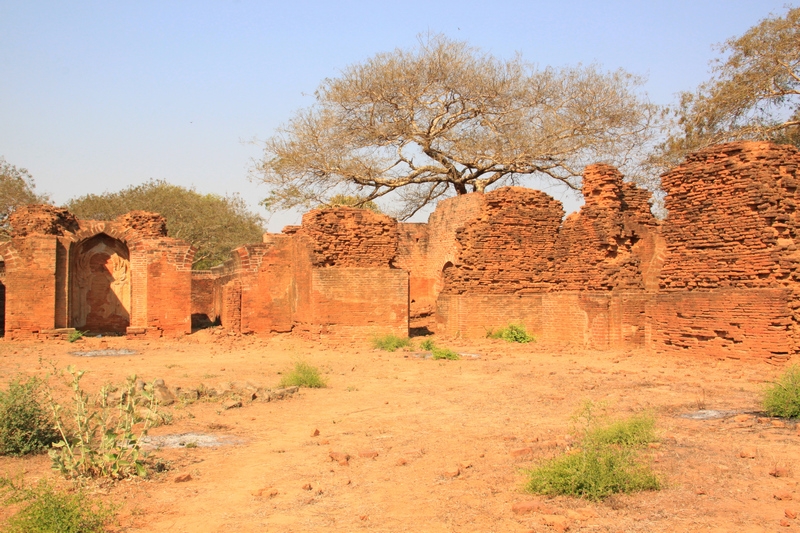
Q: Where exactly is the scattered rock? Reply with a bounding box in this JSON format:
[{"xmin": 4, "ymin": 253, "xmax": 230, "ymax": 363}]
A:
[
  {"xmin": 780, "ymin": 518, "xmax": 791, "ymax": 527},
  {"xmin": 733, "ymin": 414, "xmax": 753, "ymax": 423},
  {"xmin": 153, "ymin": 379, "xmax": 176, "ymax": 406},
  {"xmin": 772, "ymin": 420, "xmax": 787, "ymax": 428},
  {"xmin": 329, "ymin": 451, "xmax": 350, "ymax": 466},
  {"xmin": 441, "ymin": 467, "xmax": 460, "ymax": 478},
  {"xmin": 539, "ymin": 514, "xmax": 571, "ymax": 532},
  {"xmin": 252, "ymin": 487, "xmax": 279, "ymax": 498},
  {"xmin": 511, "ymin": 500, "xmax": 555, "ymax": 515},
  {"xmin": 358, "ymin": 450, "xmax": 379, "ymax": 459},
  {"xmin": 775, "ymin": 491, "xmax": 794, "ymax": 501},
  {"xmin": 510, "ymin": 447, "xmax": 533, "ymax": 458},
  {"xmin": 786, "ymin": 509, "xmax": 797, "ymax": 519},
  {"xmin": 222, "ymin": 400, "xmax": 242, "ymax": 410},
  {"xmin": 396, "ymin": 458, "xmax": 408, "ymax": 466},
  {"xmin": 739, "ymin": 449, "xmax": 756, "ymax": 459},
  {"xmin": 302, "ymin": 483, "xmax": 312, "ymax": 491},
  {"xmin": 174, "ymin": 473, "xmax": 192, "ymax": 483},
  {"xmin": 311, "ymin": 428, "xmax": 320, "ymax": 437},
  {"xmin": 771, "ymin": 467, "xmax": 790, "ymax": 478}
]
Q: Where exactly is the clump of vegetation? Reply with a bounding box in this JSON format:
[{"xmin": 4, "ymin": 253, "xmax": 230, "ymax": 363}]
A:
[
  {"xmin": 526, "ymin": 403, "xmax": 659, "ymax": 501},
  {"xmin": 487, "ymin": 323, "xmax": 535, "ymax": 343},
  {"xmin": 0, "ymin": 476, "xmax": 115, "ymax": 533},
  {"xmin": 47, "ymin": 367, "xmax": 160, "ymax": 479},
  {"xmin": 278, "ymin": 361, "xmax": 327, "ymax": 389},
  {"xmin": 66, "ymin": 330, "xmax": 86, "ymax": 343},
  {"xmin": 0, "ymin": 376, "xmax": 60, "ymax": 456},
  {"xmin": 371, "ymin": 334, "xmax": 412, "ymax": 352},
  {"xmin": 419, "ymin": 339, "xmax": 460, "ymax": 360},
  {"xmin": 763, "ymin": 364, "xmax": 800, "ymax": 418}
]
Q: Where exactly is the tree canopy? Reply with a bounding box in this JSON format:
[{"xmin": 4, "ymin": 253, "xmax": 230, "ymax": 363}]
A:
[
  {"xmin": 67, "ymin": 180, "xmax": 265, "ymax": 270},
  {"xmin": 0, "ymin": 157, "xmax": 50, "ymax": 239},
  {"xmin": 255, "ymin": 35, "xmax": 657, "ymax": 219},
  {"xmin": 652, "ymin": 6, "xmax": 800, "ymax": 170}
]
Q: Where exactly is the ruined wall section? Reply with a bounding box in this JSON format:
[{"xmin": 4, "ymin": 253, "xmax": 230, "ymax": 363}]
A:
[
  {"xmin": 653, "ymin": 141, "xmax": 800, "ymax": 360},
  {"xmin": 553, "ymin": 164, "xmax": 660, "ymax": 291},
  {"xmin": 297, "ymin": 208, "xmax": 398, "ymax": 267},
  {"xmin": 291, "ymin": 208, "xmax": 407, "ymax": 338},
  {"xmin": 441, "ymin": 187, "xmax": 564, "ymax": 295}
]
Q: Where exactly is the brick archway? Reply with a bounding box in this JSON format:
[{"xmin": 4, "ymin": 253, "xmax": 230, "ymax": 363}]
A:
[{"xmin": 70, "ymin": 233, "xmax": 131, "ymax": 333}]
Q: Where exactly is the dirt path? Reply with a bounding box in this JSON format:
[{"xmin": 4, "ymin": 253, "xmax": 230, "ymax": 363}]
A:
[{"xmin": 0, "ymin": 332, "xmax": 798, "ymax": 532}]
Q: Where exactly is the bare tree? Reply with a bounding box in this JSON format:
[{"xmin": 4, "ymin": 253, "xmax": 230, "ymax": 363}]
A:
[
  {"xmin": 652, "ymin": 6, "xmax": 800, "ymax": 171},
  {"xmin": 254, "ymin": 35, "xmax": 658, "ymax": 219}
]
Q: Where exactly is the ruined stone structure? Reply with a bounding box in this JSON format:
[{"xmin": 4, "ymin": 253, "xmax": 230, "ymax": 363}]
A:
[
  {"xmin": 3, "ymin": 141, "xmax": 800, "ymax": 361},
  {"xmin": 0, "ymin": 206, "xmax": 194, "ymax": 339}
]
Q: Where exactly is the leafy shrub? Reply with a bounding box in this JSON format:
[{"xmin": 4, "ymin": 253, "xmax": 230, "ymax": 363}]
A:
[
  {"xmin": 487, "ymin": 323, "xmax": 535, "ymax": 343},
  {"xmin": 763, "ymin": 364, "xmax": 800, "ymax": 418},
  {"xmin": 419, "ymin": 339, "xmax": 460, "ymax": 360},
  {"xmin": 66, "ymin": 330, "xmax": 86, "ymax": 343},
  {"xmin": 47, "ymin": 366, "xmax": 160, "ymax": 479},
  {"xmin": 0, "ymin": 476, "xmax": 114, "ymax": 533},
  {"xmin": 371, "ymin": 334, "xmax": 412, "ymax": 352},
  {"xmin": 0, "ymin": 376, "xmax": 60, "ymax": 456},
  {"xmin": 526, "ymin": 404, "xmax": 659, "ymax": 500},
  {"xmin": 278, "ymin": 362, "xmax": 327, "ymax": 388}
]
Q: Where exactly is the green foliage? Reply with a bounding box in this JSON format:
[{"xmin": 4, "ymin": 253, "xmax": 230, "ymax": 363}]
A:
[
  {"xmin": 66, "ymin": 330, "xmax": 86, "ymax": 343},
  {"xmin": 0, "ymin": 476, "xmax": 114, "ymax": 533},
  {"xmin": 0, "ymin": 157, "xmax": 50, "ymax": 239},
  {"xmin": 418, "ymin": 339, "xmax": 460, "ymax": 360},
  {"xmin": 526, "ymin": 403, "xmax": 659, "ymax": 501},
  {"xmin": 278, "ymin": 362, "xmax": 327, "ymax": 389},
  {"xmin": 66, "ymin": 179, "xmax": 265, "ymax": 269},
  {"xmin": 487, "ymin": 323, "xmax": 535, "ymax": 343},
  {"xmin": 0, "ymin": 376, "xmax": 60, "ymax": 456},
  {"xmin": 763, "ymin": 365, "xmax": 800, "ymax": 418},
  {"xmin": 371, "ymin": 334, "xmax": 412, "ymax": 352},
  {"xmin": 47, "ymin": 366, "xmax": 160, "ymax": 479}
]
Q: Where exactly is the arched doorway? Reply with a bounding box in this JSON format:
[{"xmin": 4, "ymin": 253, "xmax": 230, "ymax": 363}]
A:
[{"xmin": 70, "ymin": 234, "xmax": 131, "ymax": 334}]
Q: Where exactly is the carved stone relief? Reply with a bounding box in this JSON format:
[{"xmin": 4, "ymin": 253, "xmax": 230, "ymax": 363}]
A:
[{"xmin": 70, "ymin": 234, "xmax": 131, "ymax": 333}]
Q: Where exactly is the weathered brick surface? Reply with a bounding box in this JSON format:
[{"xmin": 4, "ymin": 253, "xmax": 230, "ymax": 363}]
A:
[
  {"xmin": 441, "ymin": 187, "xmax": 564, "ymax": 294},
  {"xmin": 652, "ymin": 141, "xmax": 800, "ymax": 359},
  {"xmin": 298, "ymin": 208, "xmax": 398, "ymax": 267},
  {"xmin": 8, "ymin": 205, "xmax": 79, "ymax": 238}
]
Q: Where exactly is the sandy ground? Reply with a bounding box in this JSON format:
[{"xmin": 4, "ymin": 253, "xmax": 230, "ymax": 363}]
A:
[{"xmin": 0, "ymin": 330, "xmax": 798, "ymax": 533}]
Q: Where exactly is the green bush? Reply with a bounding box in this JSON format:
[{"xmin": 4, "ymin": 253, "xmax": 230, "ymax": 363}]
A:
[
  {"xmin": 418, "ymin": 339, "xmax": 460, "ymax": 360},
  {"xmin": 487, "ymin": 323, "xmax": 535, "ymax": 343},
  {"xmin": 371, "ymin": 334, "xmax": 412, "ymax": 352},
  {"xmin": 1, "ymin": 476, "xmax": 114, "ymax": 533},
  {"xmin": 0, "ymin": 376, "xmax": 60, "ymax": 456},
  {"xmin": 526, "ymin": 405, "xmax": 659, "ymax": 500},
  {"xmin": 66, "ymin": 330, "xmax": 86, "ymax": 343},
  {"xmin": 47, "ymin": 367, "xmax": 160, "ymax": 479},
  {"xmin": 763, "ymin": 364, "xmax": 800, "ymax": 418},
  {"xmin": 278, "ymin": 361, "xmax": 327, "ymax": 388}
]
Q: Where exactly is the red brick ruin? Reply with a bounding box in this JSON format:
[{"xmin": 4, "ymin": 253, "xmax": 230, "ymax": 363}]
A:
[{"xmin": 2, "ymin": 141, "xmax": 799, "ymax": 361}]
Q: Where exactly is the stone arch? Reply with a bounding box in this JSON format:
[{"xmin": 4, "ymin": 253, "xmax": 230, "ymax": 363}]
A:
[{"xmin": 70, "ymin": 233, "xmax": 131, "ymax": 333}]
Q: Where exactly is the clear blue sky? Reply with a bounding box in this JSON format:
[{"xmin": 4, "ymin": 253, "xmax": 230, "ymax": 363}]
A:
[{"xmin": 0, "ymin": 1, "xmax": 790, "ymax": 231}]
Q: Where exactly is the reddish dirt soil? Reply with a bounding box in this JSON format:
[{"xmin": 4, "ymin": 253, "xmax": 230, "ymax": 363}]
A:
[{"xmin": 1, "ymin": 331, "xmax": 798, "ymax": 533}]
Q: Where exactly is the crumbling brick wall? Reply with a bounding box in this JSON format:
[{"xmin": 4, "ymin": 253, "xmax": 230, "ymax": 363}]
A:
[
  {"xmin": 652, "ymin": 141, "xmax": 800, "ymax": 360},
  {"xmin": 2, "ymin": 205, "xmax": 193, "ymax": 339}
]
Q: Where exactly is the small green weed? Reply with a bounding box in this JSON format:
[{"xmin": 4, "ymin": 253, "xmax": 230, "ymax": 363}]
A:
[
  {"xmin": 419, "ymin": 339, "xmax": 460, "ymax": 360},
  {"xmin": 487, "ymin": 323, "xmax": 535, "ymax": 343},
  {"xmin": 0, "ymin": 476, "xmax": 115, "ymax": 533},
  {"xmin": 371, "ymin": 334, "xmax": 412, "ymax": 352},
  {"xmin": 47, "ymin": 366, "xmax": 160, "ymax": 479},
  {"xmin": 525, "ymin": 403, "xmax": 659, "ymax": 501},
  {"xmin": 0, "ymin": 376, "xmax": 60, "ymax": 456},
  {"xmin": 278, "ymin": 362, "xmax": 327, "ymax": 388},
  {"xmin": 763, "ymin": 364, "xmax": 800, "ymax": 418},
  {"xmin": 66, "ymin": 330, "xmax": 86, "ymax": 343}
]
